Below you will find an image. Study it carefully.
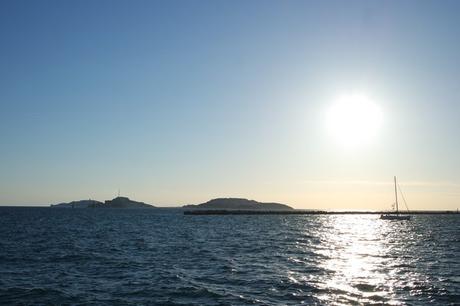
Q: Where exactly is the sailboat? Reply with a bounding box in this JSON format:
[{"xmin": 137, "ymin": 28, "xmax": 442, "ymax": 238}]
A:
[{"xmin": 380, "ymin": 176, "xmax": 411, "ymax": 220}]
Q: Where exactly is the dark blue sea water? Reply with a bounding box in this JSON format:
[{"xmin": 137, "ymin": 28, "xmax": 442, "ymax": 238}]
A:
[{"xmin": 0, "ymin": 208, "xmax": 459, "ymax": 305}]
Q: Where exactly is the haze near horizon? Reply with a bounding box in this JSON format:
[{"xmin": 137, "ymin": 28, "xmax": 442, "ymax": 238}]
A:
[{"xmin": 1, "ymin": 1, "xmax": 459, "ymax": 210}]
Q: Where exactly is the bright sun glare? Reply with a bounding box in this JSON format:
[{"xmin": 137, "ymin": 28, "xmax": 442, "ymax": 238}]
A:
[{"xmin": 325, "ymin": 94, "xmax": 383, "ymax": 148}]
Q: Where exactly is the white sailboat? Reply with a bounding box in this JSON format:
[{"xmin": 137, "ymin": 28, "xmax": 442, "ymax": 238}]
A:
[{"xmin": 380, "ymin": 176, "xmax": 411, "ymax": 220}]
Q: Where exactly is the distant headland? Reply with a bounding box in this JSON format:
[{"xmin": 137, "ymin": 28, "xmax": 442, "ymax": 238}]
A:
[
  {"xmin": 48, "ymin": 197, "xmax": 458, "ymax": 214},
  {"xmin": 51, "ymin": 197, "xmax": 154, "ymax": 209},
  {"xmin": 50, "ymin": 197, "xmax": 294, "ymax": 210},
  {"xmin": 183, "ymin": 198, "xmax": 293, "ymax": 210}
]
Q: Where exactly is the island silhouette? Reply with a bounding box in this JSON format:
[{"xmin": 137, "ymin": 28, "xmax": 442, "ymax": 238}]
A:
[
  {"xmin": 51, "ymin": 197, "xmax": 293, "ymax": 210},
  {"xmin": 50, "ymin": 197, "xmax": 459, "ymax": 214},
  {"xmin": 51, "ymin": 197, "xmax": 154, "ymax": 209},
  {"xmin": 183, "ymin": 198, "xmax": 293, "ymax": 210}
]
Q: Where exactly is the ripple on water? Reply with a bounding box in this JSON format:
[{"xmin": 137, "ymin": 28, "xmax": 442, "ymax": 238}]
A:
[{"xmin": 0, "ymin": 209, "xmax": 459, "ymax": 305}]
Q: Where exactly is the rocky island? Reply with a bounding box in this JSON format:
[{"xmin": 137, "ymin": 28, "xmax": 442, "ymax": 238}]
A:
[
  {"xmin": 51, "ymin": 197, "xmax": 155, "ymax": 208},
  {"xmin": 50, "ymin": 199, "xmax": 103, "ymax": 208},
  {"xmin": 101, "ymin": 197, "xmax": 154, "ymax": 208},
  {"xmin": 183, "ymin": 198, "xmax": 293, "ymax": 210}
]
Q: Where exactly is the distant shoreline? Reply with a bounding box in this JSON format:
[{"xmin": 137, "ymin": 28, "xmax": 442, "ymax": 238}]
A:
[
  {"xmin": 0, "ymin": 206, "xmax": 458, "ymax": 215},
  {"xmin": 184, "ymin": 210, "xmax": 460, "ymax": 215}
]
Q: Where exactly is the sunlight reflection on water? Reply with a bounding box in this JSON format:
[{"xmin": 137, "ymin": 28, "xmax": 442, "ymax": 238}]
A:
[{"xmin": 315, "ymin": 215, "xmax": 423, "ymax": 305}]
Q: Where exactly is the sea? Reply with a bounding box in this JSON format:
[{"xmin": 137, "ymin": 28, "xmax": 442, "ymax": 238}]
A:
[{"xmin": 0, "ymin": 207, "xmax": 459, "ymax": 305}]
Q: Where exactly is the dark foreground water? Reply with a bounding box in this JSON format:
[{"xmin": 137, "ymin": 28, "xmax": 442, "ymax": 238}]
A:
[{"xmin": 0, "ymin": 208, "xmax": 459, "ymax": 305}]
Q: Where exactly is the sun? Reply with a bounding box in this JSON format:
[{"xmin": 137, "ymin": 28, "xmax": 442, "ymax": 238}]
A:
[{"xmin": 325, "ymin": 94, "xmax": 383, "ymax": 148}]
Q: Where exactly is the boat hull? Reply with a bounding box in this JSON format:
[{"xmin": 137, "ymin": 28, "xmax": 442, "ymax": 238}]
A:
[{"xmin": 380, "ymin": 214, "xmax": 411, "ymax": 220}]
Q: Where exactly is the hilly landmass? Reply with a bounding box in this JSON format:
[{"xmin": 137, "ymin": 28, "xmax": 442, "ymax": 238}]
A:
[
  {"xmin": 51, "ymin": 197, "xmax": 292, "ymax": 210},
  {"xmin": 51, "ymin": 197, "xmax": 155, "ymax": 208},
  {"xmin": 102, "ymin": 197, "xmax": 154, "ymax": 208},
  {"xmin": 51, "ymin": 199, "xmax": 103, "ymax": 208},
  {"xmin": 183, "ymin": 198, "xmax": 293, "ymax": 210}
]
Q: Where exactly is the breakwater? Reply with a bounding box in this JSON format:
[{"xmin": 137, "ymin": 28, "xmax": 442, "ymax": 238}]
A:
[{"xmin": 184, "ymin": 210, "xmax": 459, "ymax": 215}]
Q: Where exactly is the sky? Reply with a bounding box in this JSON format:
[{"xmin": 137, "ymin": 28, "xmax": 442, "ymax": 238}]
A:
[{"xmin": 1, "ymin": 0, "xmax": 459, "ymax": 210}]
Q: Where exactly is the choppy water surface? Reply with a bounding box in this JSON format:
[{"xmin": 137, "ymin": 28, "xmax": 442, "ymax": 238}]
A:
[{"xmin": 0, "ymin": 208, "xmax": 459, "ymax": 305}]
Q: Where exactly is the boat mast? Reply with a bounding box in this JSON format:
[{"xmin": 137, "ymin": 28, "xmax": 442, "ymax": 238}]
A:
[{"xmin": 394, "ymin": 176, "xmax": 399, "ymax": 213}]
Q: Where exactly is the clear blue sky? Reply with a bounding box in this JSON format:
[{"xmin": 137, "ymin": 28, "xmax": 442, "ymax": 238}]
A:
[{"xmin": 1, "ymin": 0, "xmax": 459, "ymax": 209}]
